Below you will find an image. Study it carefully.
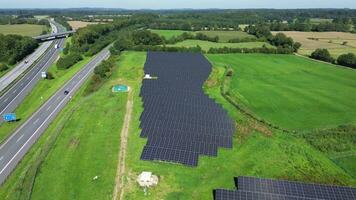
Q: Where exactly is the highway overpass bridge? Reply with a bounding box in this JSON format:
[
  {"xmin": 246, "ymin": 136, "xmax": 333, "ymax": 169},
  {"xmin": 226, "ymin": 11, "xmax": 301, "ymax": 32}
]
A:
[{"xmin": 33, "ymin": 30, "xmax": 76, "ymax": 42}]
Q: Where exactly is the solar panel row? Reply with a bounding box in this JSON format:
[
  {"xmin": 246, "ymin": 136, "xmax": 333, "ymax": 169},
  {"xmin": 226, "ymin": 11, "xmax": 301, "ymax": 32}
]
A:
[
  {"xmin": 214, "ymin": 176, "xmax": 356, "ymax": 200},
  {"xmin": 139, "ymin": 52, "xmax": 235, "ymax": 166}
]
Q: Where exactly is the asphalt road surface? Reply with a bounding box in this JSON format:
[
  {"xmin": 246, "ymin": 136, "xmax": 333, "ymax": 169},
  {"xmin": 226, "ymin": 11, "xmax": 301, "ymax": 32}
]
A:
[
  {"xmin": 0, "ymin": 22, "xmax": 66, "ymax": 124},
  {"xmin": 0, "ymin": 21, "xmax": 59, "ymax": 93},
  {"xmin": 0, "ymin": 47, "xmax": 110, "ymax": 185}
]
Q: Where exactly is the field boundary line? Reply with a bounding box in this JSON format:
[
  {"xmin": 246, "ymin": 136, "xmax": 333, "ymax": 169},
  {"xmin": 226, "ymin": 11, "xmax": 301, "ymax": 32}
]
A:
[{"xmin": 113, "ymin": 90, "xmax": 133, "ymax": 200}]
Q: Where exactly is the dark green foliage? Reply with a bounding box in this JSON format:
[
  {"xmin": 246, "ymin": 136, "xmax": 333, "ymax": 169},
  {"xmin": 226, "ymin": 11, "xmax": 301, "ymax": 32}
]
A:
[
  {"xmin": 337, "ymin": 53, "xmax": 356, "ymax": 69},
  {"xmin": 53, "ymin": 16, "xmax": 72, "ymax": 31},
  {"xmin": 228, "ymin": 37, "xmax": 265, "ymax": 43},
  {"xmin": 208, "ymin": 46, "xmax": 294, "ymax": 54},
  {"xmin": 46, "ymin": 71, "xmax": 54, "ymax": 80},
  {"xmin": 0, "ymin": 63, "xmax": 8, "ymax": 72},
  {"xmin": 85, "ymin": 57, "xmax": 116, "ymax": 95},
  {"xmin": 0, "ymin": 34, "xmax": 38, "ymax": 65},
  {"xmin": 300, "ymin": 125, "xmax": 356, "ymax": 154},
  {"xmin": 195, "ymin": 33, "xmax": 219, "ymax": 42},
  {"xmin": 310, "ymin": 48, "xmax": 334, "ymax": 63},
  {"xmin": 293, "ymin": 42, "xmax": 302, "ymax": 52},
  {"xmin": 93, "ymin": 58, "xmax": 115, "ymax": 79},
  {"xmin": 132, "ymin": 30, "xmax": 163, "ymax": 45},
  {"xmin": 245, "ymin": 24, "xmax": 272, "ymax": 38},
  {"xmin": 130, "ymin": 45, "xmax": 203, "ymax": 53},
  {"xmin": 269, "ymin": 33, "xmax": 294, "ymax": 48},
  {"xmin": 0, "ymin": 15, "xmax": 50, "ymax": 27},
  {"xmin": 113, "ymin": 37, "xmax": 134, "ymax": 51},
  {"xmin": 57, "ymin": 53, "xmax": 83, "ymax": 69}
]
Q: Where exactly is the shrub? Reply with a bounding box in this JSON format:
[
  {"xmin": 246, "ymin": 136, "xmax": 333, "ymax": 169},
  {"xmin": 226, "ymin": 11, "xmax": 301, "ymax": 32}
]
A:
[
  {"xmin": 0, "ymin": 63, "xmax": 8, "ymax": 72},
  {"xmin": 337, "ymin": 53, "xmax": 356, "ymax": 69},
  {"xmin": 310, "ymin": 48, "xmax": 334, "ymax": 63},
  {"xmin": 57, "ymin": 53, "xmax": 83, "ymax": 69}
]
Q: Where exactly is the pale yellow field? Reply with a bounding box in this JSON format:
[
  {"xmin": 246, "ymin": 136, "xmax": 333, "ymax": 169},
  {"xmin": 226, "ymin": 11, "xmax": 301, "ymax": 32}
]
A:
[
  {"xmin": 272, "ymin": 31, "xmax": 356, "ymax": 58},
  {"xmin": 67, "ymin": 21, "xmax": 100, "ymax": 30}
]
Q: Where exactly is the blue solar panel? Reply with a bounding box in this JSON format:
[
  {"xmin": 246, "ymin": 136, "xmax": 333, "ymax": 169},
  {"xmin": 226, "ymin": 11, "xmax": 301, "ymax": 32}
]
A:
[{"xmin": 139, "ymin": 52, "xmax": 235, "ymax": 166}]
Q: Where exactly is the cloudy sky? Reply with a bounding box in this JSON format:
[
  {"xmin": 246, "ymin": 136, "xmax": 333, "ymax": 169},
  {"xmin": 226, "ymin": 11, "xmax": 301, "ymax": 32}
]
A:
[{"xmin": 1, "ymin": 0, "xmax": 355, "ymax": 9}]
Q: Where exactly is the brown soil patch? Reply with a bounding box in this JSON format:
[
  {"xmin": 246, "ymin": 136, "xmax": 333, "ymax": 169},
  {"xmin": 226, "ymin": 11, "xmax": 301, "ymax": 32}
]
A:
[{"xmin": 67, "ymin": 21, "xmax": 101, "ymax": 30}]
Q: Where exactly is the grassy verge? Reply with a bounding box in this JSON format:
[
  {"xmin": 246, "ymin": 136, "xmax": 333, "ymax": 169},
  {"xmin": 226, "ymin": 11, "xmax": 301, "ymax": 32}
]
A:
[
  {"xmin": 0, "ymin": 56, "xmax": 92, "ymax": 143},
  {"xmin": 29, "ymin": 52, "xmax": 144, "ymax": 199},
  {"xmin": 122, "ymin": 52, "xmax": 355, "ymax": 199}
]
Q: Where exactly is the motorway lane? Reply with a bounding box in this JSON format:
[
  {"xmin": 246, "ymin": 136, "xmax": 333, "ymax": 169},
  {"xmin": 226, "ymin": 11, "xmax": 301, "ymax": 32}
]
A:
[
  {"xmin": 0, "ymin": 21, "xmax": 59, "ymax": 92},
  {"xmin": 0, "ymin": 22, "xmax": 66, "ymax": 124},
  {"xmin": 0, "ymin": 47, "xmax": 110, "ymax": 185}
]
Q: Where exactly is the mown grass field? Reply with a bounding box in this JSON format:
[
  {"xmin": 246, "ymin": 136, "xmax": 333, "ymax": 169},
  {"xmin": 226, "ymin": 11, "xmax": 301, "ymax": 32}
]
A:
[
  {"xmin": 151, "ymin": 29, "xmax": 256, "ymax": 42},
  {"xmin": 122, "ymin": 52, "xmax": 355, "ymax": 199},
  {"xmin": 0, "ymin": 24, "xmax": 47, "ymax": 36},
  {"xmin": 150, "ymin": 29, "xmax": 188, "ymax": 39},
  {"xmin": 166, "ymin": 40, "xmax": 273, "ymax": 51},
  {"xmin": 207, "ymin": 54, "xmax": 356, "ymax": 131},
  {"xmin": 272, "ymin": 31, "xmax": 356, "ymax": 58},
  {"xmin": 0, "ymin": 53, "xmax": 92, "ymax": 143},
  {"xmin": 196, "ymin": 30, "xmax": 256, "ymax": 42}
]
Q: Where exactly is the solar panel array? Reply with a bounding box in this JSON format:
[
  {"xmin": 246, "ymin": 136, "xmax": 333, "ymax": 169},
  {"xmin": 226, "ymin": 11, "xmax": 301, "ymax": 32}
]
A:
[
  {"xmin": 214, "ymin": 176, "xmax": 356, "ymax": 200},
  {"xmin": 139, "ymin": 52, "xmax": 235, "ymax": 166}
]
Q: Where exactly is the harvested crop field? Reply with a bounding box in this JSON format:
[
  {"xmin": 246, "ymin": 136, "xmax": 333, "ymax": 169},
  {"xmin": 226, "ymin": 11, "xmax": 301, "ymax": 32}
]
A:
[
  {"xmin": 272, "ymin": 31, "xmax": 356, "ymax": 58},
  {"xmin": 67, "ymin": 21, "xmax": 101, "ymax": 30}
]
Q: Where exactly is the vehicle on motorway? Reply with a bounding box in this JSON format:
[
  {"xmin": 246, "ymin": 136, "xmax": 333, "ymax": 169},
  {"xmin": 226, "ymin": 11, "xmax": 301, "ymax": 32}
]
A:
[
  {"xmin": 64, "ymin": 90, "xmax": 69, "ymax": 95},
  {"xmin": 24, "ymin": 60, "xmax": 29, "ymax": 64},
  {"xmin": 55, "ymin": 44, "xmax": 59, "ymax": 49}
]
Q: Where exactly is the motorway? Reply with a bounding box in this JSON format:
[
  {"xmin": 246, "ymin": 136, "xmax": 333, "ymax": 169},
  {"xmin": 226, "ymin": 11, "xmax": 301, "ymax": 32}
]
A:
[
  {"xmin": 0, "ymin": 47, "xmax": 111, "ymax": 184},
  {"xmin": 0, "ymin": 21, "xmax": 66, "ymax": 124},
  {"xmin": 0, "ymin": 21, "xmax": 58, "ymax": 92}
]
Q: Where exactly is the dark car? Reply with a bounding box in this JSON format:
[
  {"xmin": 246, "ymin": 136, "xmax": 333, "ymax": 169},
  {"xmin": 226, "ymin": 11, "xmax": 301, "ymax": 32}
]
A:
[{"xmin": 64, "ymin": 90, "xmax": 69, "ymax": 95}]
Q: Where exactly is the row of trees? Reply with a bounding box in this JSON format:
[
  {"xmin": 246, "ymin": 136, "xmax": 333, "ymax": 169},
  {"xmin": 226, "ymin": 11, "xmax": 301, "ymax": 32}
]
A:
[
  {"xmin": 245, "ymin": 25, "xmax": 301, "ymax": 52},
  {"xmin": 0, "ymin": 34, "xmax": 38, "ymax": 69},
  {"xmin": 310, "ymin": 49, "xmax": 356, "ymax": 69},
  {"xmin": 0, "ymin": 15, "xmax": 50, "ymax": 27},
  {"xmin": 269, "ymin": 20, "xmax": 353, "ymax": 32}
]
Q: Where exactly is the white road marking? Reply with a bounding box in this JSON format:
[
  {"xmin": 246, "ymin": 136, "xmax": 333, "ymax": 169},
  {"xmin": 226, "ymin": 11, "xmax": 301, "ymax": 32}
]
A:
[
  {"xmin": 12, "ymin": 90, "xmax": 17, "ymax": 94},
  {"xmin": 33, "ymin": 118, "xmax": 40, "ymax": 125},
  {"xmin": 0, "ymin": 156, "xmax": 3, "ymax": 161},
  {"xmin": 16, "ymin": 135, "xmax": 24, "ymax": 143},
  {"xmin": 46, "ymin": 105, "xmax": 52, "ymax": 111},
  {"xmin": 4, "ymin": 98, "xmax": 8, "ymax": 102},
  {"xmin": 57, "ymin": 96, "xmax": 61, "ymax": 101}
]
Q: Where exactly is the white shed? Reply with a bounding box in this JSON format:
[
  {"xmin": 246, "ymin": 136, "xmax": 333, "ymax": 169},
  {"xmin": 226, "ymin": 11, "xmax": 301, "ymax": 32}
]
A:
[{"xmin": 137, "ymin": 171, "xmax": 158, "ymax": 187}]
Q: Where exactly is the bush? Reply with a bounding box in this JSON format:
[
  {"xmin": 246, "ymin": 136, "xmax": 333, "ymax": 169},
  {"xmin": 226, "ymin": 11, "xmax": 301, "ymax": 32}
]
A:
[
  {"xmin": 310, "ymin": 48, "xmax": 334, "ymax": 63},
  {"xmin": 0, "ymin": 63, "xmax": 8, "ymax": 72},
  {"xmin": 57, "ymin": 53, "xmax": 83, "ymax": 69},
  {"xmin": 337, "ymin": 53, "xmax": 356, "ymax": 69},
  {"xmin": 46, "ymin": 71, "xmax": 54, "ymax": 80}
]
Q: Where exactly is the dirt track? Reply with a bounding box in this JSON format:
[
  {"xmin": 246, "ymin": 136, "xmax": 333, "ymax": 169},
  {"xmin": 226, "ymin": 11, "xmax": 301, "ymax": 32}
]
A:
[{"xmin": 113, "ymin": 90, "xmax": 133, "ymax": 200}]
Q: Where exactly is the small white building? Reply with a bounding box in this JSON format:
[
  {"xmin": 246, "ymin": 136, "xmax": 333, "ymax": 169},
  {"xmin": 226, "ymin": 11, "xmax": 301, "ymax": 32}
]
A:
[{"xmin": 137, "ymin": 171, "xmax": 158, "ymax": 187}]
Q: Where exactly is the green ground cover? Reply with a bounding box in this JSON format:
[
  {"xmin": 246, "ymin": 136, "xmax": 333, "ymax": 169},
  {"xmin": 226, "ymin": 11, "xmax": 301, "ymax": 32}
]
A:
[
  {"xmin": 150, "ymin": 29, "xmax": 255, "ymax": 43},
  {"xmin": 207, "ymin": 54, "xmax": 356, "ymax": 131},
  {"xmin": 29, "ymin": 52, "xmax": 146, "ymax": 199},
  {"xmin": 121, "ymin": 52, "xmax": 355, "ymax": 199},
  {"xmin": 0, "ymin": 24, "xmax": 47, "ymax": 37},
  {"xmin": 166, "ymin": 40, "xmax": 273, "ymax": 51},
  {"xmin": 196, "ymin": 30, "xmax": 256, "ymax": 42},
  {"xmin": 0, "ymin": 54, "xmax": 92, "ymax": 143},
  {"xmin": 150, "ymin": 29, "xmax": 188, "ymax": 39}
]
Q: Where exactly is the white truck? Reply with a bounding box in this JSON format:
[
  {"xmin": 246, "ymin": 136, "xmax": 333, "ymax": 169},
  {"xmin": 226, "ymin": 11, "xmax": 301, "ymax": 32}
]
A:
[{"xmin": 54, "ymin": 44, "xmax": 59, "ymax": 49}]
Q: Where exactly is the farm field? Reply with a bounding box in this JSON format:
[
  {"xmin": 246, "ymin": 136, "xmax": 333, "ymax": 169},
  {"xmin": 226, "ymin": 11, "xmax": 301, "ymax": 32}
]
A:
[
  {"xmin": 166, "ymin": 40, "xmax": 273, "ymax": 51},
  {"xmin": 67, "ymin": 21, "xmax": 101, "ymax": 30},
  {"xmin": 0, "ymin": 24, "xmax": 47, "ymax": 36},
  {"xmin": 121, "ymin": 52, "xmax": 355, "ymax": 199},
  {"xmin": 150, "ymin": 29, "xmax": 188, "ymax": 39},
  {"xmin": 207, "ymin": 53, "xmax": 356, "ymax": 130},
  {"xmin": 150, "ymin": 29, "xmax": 256, "ymax": 42},
  {"xmin": 196, "ymin": 30, "xmax": 256, "ymax": 42},
  {"xmin": 272, "ymin": 31, "xmax": 356, "ymax": 58}
]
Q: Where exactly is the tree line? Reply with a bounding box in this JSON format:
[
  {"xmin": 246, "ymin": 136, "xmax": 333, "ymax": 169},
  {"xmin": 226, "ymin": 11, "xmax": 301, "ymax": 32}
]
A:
[
  {"xmin": 310, "ymin": 49, "xmax": 356, "ymax": 69},
  {"xmin": 0, "ymin": 34, "xmax": 38, "ymax": 72}
]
